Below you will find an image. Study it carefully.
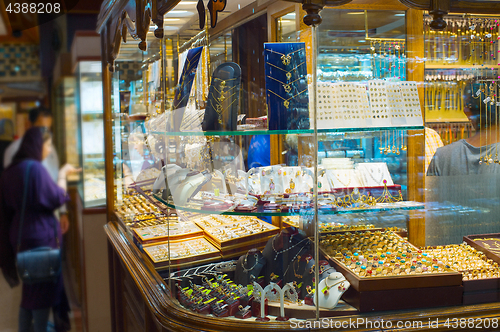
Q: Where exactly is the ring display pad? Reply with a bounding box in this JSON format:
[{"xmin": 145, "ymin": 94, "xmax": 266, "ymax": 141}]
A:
[
  {"xmin": 355, "ymin": 162, "xmax": 394, "ymax": 187},
  {"xmin": 386, "ymin": 82, "xmax": 406, "ymax": 126},
  {"xmin": 133, "ymin": 221, "xmax": 203, "ymax": 244},
  {"xmin": 316, "ymin": 82, "xmax": 370, "ymax": 129},
  {"xmin": 399, "ymin": 81, "xmax": 424, "ymax": 126},
  {"xmin": 337, "ymin": 83, "xmax": 368, "ymax": 128},
  {"xmin": 316, "ymin": 82, "xmax": 338, "ymax": 128},
  {"xmin": 320, "ymin": 230, "xmax": 463, "ymax": 312},
  {"xmin": 264, "ymin": 42, "xmax": 309, "ymax": 130},
  {"xmin": 143, "ymin": 236, "xmax": 220, "ymax": 268},
  {"xmin": 367, "ymin": 80, "xmax": 391, "ymax": 127}
]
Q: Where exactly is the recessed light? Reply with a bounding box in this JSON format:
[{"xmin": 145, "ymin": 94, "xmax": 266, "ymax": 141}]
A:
[
  {"xmin": 170, "ymin": 10, "xmax": 188, "ymax": 13},
  {"xmin": 347, "ymin": 12, "xmax": 364, "ymax": 15},
  {"xmin": 394, "ymin": 13, "xmax": 405, "ymax": 16},
  {"xmin": 164, "ymin": 18, "xmax": 180, "ymax": 21},
  {"xmin": 178, "ymin": 1, "xmax": 197, "ymax": 4}
]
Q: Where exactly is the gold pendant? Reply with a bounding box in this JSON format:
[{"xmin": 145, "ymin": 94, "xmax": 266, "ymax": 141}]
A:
[
  {"xmin": 283, "ymin": 84, "xmax": 291, "ymax": 93},
  {"xmin": 218, "ymin": 117, "xmax": 222, "ymax": 124},
  {"xmin": 286, "ymin": 72, "xmax": 292, "ymax": 80},
  {"xmin": 284, "ymin": 100, "xmax": 290, "ymax": 108},
  {"xmin": 220, "ymin": 81, "xmax": 226, "ymax": 89},
  {"xmin": 290, "ymin": 179, "xmax": 295, "ymax": 189},
  {"xmin": 219, "ymin": 94, "xmax": 226, "ymax": 102},
  {"xmin": 281, "ymin": 54, "xmax": 291, "ymax": 65}
]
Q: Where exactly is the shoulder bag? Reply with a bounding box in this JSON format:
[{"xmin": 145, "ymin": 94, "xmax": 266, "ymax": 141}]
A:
[{"xmin": 16, "ymin": 161, "xmax": 61, "ymax": 284}]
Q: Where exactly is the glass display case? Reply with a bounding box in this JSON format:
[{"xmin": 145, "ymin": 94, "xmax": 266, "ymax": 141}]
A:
[
  {"xmin": 52, "ymin": 76, "xmax": 79, "ymax": 181},
  {"xmin": 98, "ymin": 0, "xmax": 500, "ymax": 330},
  {"xmin": 76, "ymin": 61, "xmax": 106, "ymax": 207}
]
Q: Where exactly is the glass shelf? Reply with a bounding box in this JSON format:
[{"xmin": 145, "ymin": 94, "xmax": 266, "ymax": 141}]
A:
[
  {"xmin": 150, "ymin": 126, "xmax": 424, "ymax": 137},
  {"xmin": 152, "ymin": 193, "xmax": 424, "ymax": 217}
]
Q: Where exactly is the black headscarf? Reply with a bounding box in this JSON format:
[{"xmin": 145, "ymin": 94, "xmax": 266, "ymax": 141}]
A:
[{"xmin": 11, "ymin": 127, "xmax": 46, "ymax": 166}]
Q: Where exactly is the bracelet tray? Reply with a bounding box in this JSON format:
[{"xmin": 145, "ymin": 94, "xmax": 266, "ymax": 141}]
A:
[
  {"xmin": 321, "ymin": 231, "xmax": 462, "ymax": 312},
  {"xmin": 462, "ymin": 234, "xmax": 500, "ymax": 304}
]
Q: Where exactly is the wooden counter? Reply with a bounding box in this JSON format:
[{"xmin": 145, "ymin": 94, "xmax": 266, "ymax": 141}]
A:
[{"xmin": 105, "ymin": 221, "xmax": 500, "ymax": 332}]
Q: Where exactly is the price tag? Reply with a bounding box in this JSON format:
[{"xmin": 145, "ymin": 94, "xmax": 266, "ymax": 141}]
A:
[
  {"xmin": 484, "ymin": 97, "xmax": 491, "ymax": 104},
  {"xmin": 476, "ymin": 89, "xmax": 482, "ymax": 97},
  {"xmin": 215, "ymin": 188, "xmax": 220, "ymax": 196},
  {"xmin": 204, "ymin": 297, "xmax": 216, "ymax": 304}
]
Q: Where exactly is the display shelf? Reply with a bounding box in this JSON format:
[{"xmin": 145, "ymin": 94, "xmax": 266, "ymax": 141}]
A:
[
  {"xmin": 425, "ymin": 64, "xmax": 500, "ymax": 69},
  {"xmin": 152, "ymin": 193, "xmax": 424, "ymax": 217},
  {"xmin": 151, "ymin": 126, "xmax": 424, "ymax": 137}
]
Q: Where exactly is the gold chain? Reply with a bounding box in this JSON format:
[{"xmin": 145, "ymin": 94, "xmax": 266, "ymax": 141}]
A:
[
  {"xmin": 210, "ymin": 92, "xmax": 238, "ymax": 124},
  {"xmin": 268, "ymin": 88, "xmax": 307, "ymax": 109},
  {"xmin": 268, "ymin": 48, "xmax": 305, "ymax": 65},
  {"xmin": 266, "ymin": 61, "xmax": 305, "ymax": 80},
  {"xmin": 266, "ymin": 75, "xmax": 303, "ymax": 93}
]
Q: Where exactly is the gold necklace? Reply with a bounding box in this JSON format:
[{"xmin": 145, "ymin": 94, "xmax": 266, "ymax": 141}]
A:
[
  {"xmin": 268, "ymin": 48, "xmax": 305, "ymax": 65},
  {"xmin": 266, "ymin": 61, "xmax": 305, "ymax": 80},
  {"xmin": 268, "ymin": 88, "xmax": 307, "ymax": 109},
  {"xmin": 266, "ymin": 75, "xmax": 303, "ymax": 93},
  {"xmin": 210, "ymin": 94, "xmax": 238, "ymax": 124},
  {"xmin": 173, "ymin": 76, "xmax": 196, "ymax": 108},
  {"xmin": 213, "ymin": 83, "xmax": 238, "ymax": 102}
]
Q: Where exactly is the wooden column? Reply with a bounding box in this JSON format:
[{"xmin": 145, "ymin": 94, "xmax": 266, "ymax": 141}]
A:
[
  {"xmin": 101, "ymin": 35, "xmax": 115, "ymax": 221},
  {"xmin": 405, "ymin": 8, "xmax": 426, "ymax": 247}
]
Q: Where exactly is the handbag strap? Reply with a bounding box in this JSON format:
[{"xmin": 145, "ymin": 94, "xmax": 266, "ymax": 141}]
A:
[{"xmin": 16, "ymin": 161, "xmax": 59, "ymax": 253}]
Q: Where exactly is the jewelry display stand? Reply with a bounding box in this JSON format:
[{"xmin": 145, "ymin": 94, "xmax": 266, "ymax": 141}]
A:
[
  {"xmin": 234, "ymin": 249, "xmax": 266, "ymax": 286},
  {"xmin": 253, "ymin": 282, "xmax": 271, "ymax": 321},
  {"xmin": 314, "ymin": 272, "xmax": 350, "ymax": 309},
  {"xmin": 327, "ymin": 169, "xmax": 363, "ymax": 189},
  {"xmin": 400, "ymin": 81, "xmax": 424, "ymax": 126},
  {"xmin": 261, "ymin": 227, "xmax": 311, "ymax": 285},
  {"xmin": 269, "ymin": 282, "xmax": 298, "ymax": 321},
  {"xmin": 264, "ymin": 42, "xmax": 309, "ymax": 130},
  {"xmin": 202, "ymin": 62, "xmax": 241, "ymax": 131},
  {"xmin": 172, "ymin": 46, "xmax": 204, "ymax": 131},
  {"xmin": 355, "ymin": 162, "xmax": 393, "ymax": 187}
]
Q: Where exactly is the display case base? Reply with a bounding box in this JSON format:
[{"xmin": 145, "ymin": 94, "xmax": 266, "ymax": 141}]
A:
[{"xmin": 342, "ymin": 285, "xmax": 463, "ymax": 312}]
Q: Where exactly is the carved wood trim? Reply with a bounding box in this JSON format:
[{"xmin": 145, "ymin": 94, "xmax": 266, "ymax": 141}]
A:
[
  {"xmin": 98, "ymin": 0, "xmax": 175, "ymax": 70},
  {"xmin": 399, "ymin": 0, "xmax": 500, "ymax": 30}
]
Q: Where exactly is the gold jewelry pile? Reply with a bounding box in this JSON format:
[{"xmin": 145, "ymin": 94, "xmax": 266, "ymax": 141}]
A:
[
  {"xmin": 319, "ymin": 223, "xmax": 375, "ymax": 233},
  {"xmin": 117, "ymin": 194, "xmax": 161, "ymax": 216},
  {"xmin": 423, "ymin": 244, "xmax": 500, "ymax": 280}
]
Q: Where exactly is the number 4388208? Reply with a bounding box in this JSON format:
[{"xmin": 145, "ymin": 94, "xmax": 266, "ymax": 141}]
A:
[{"xmin": 6, "ymin": 3, "xmax": 61, "ymax": 14}]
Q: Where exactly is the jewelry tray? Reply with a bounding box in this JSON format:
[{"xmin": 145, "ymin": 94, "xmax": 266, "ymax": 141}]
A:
[
  {"xmin": 132, "ymin": 221, "xmax": 204, "ymax": 244},
  {"xmin": 203, "ymin": 218, "xmax": 279, "ymax": 257},
  {"xmin": 321, "ymin": 230, "xmax": 462, "ymax": 312},
  {"xmin": 462, "ymin": 233, "xmax": 500, "ymax": 304},
  {"xmin": 426, "ymin": 243, "xmax": 500, "ymax": 306},
  {"xmin": 143, "ymin": 236, "xmax": 220, "ymax": 269}
]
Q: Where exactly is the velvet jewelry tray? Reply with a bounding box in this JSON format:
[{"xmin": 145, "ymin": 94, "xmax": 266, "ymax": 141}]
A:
[{"xmin": 320, "ymin": 231, "xmax": 462, "ymax": 312}]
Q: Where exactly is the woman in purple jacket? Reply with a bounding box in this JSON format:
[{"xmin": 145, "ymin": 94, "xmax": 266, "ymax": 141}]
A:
[{"xmin": 0, "ymin": 127, "xmax": 69, "ymax": 332}]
